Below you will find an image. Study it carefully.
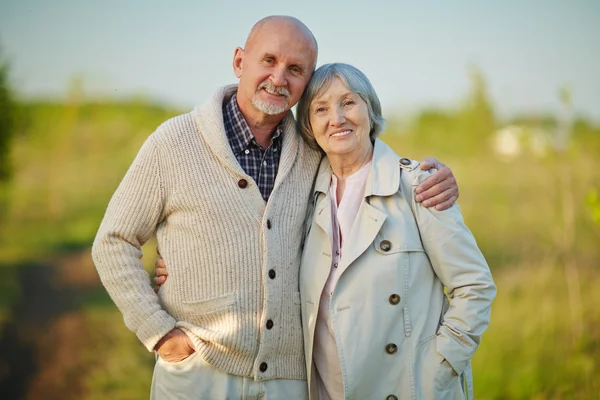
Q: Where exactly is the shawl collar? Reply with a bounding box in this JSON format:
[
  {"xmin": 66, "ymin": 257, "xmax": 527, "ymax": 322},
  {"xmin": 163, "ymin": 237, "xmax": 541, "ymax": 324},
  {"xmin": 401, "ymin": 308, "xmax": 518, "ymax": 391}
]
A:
[{"xmin": 192, "ymin": 85, "xmax": 299, "ymax": 184}]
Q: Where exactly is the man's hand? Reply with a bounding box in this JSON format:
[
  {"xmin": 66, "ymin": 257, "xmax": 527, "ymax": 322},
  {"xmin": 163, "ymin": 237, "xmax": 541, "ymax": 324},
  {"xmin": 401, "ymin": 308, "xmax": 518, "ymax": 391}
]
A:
[
  {"xmin": 415, "ymin": 158, "xmax": 459, "ymax": 211},
  {"xmin": 153, "ymin": 251, "xmax": 168, "ymax": 294},
  {"xmin": 154, "ymin": 328, "xmax": 195, "ymax": 363}
]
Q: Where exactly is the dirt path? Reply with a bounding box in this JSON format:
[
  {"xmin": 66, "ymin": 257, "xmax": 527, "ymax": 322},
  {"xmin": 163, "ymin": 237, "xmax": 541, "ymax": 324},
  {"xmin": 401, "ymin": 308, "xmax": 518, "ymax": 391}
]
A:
[{"xmin": 0, "ymin": 250, "xmax": 101, "ymax": 400}]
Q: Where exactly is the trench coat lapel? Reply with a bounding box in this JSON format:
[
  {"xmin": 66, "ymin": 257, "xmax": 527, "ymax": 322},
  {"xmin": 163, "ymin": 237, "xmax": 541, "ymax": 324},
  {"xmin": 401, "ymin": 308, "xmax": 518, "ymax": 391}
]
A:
[
  {"xmin": 336, "ymin": 202, "xmax": 386, "ymax": 277},
  {"xmin": 311, "ymin": 194, "xmax": 336, "ymax": 290},
  {"xmin": 313, "ymin": 158, "xmax": 334, "ymax": 241},
  {"xmin": 310, "ymin": 139, "xmax": 400, "ymax": 280},
  {"xmin": 337, "ymin": 139, "xmax": 400, "ymax": 276}
]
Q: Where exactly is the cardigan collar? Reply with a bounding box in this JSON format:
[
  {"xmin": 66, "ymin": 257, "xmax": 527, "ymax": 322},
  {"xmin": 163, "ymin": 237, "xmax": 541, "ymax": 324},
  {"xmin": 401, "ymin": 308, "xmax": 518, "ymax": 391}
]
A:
[{"xmin": 192, "ymin": 85, "xmax": 300, "ymax": 180}]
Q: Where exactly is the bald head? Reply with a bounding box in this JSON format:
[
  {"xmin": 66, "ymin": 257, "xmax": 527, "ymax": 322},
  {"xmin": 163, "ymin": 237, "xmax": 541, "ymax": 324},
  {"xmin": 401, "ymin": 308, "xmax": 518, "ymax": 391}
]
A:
[
  {"xmin": 233, "ymin": 15, "xmax": 319, "ymax": 123},
  {"xmin": 245, "ymin": 16, "xmax": 318, "ymax": 68}
]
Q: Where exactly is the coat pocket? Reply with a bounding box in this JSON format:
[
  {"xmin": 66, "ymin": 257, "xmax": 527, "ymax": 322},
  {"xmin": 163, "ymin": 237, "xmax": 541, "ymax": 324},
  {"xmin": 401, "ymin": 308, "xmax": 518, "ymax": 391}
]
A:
[{"xmin": 416, "ymin": 334, "xmax": 461, "ymax": 399}]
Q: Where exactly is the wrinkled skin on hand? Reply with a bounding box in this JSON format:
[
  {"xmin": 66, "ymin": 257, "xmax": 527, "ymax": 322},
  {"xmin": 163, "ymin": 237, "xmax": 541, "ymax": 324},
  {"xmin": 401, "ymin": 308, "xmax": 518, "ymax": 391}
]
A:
[
  {"xmin": 154, "ymin": 327, "xmax": 195, "ymax": 363},
  {"xmin": 416, "ymin": 157, "xmax": 459, "ymax": 211}
]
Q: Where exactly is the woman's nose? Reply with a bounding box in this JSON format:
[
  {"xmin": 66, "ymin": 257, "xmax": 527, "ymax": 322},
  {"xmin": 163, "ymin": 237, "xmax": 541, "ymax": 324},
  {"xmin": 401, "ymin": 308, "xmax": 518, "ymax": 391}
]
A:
[{"xmin": 330, "ymin": 108, "xmax": 346, "ymax": 125}]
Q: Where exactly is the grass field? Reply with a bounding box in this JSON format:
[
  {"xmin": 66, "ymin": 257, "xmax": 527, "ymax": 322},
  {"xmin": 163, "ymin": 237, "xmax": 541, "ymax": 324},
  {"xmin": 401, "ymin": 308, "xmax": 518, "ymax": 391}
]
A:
[{"xmin": 0, "ymin": 85, "xmax": 598, "ymax": 398}]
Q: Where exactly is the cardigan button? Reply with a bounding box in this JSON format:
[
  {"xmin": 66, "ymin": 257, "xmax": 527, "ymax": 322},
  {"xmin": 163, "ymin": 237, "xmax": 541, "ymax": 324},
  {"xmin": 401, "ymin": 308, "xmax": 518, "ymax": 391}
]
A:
[
  {"xmin": 385, "ymin": 343, "xmax": 398, "ymax": 354},
  {"xmin": 389, "ymin": 294, "xmax": 401, "ymax": 305},
  {"xmin": 266, "ymin": 319, "xmax": 274, "ymax": 329},
  {"xmin": 259, "ymin": 362, "xmax": 268, "ymax": 372},
  {"xmin": 386, "ymin": 396, "xmax": 398, "ymax": 400},
  {"xmin": 267, "ymin": 219, "xmax": 272, "ymax": 229},
  {"xmin": 238, "ymin": 179, "xmax": 248, "ymax": 188},
  {"xmin": 380, "ymin": 240, "xmax": 392, "ymax": 252},
  {"xmin": 268, "ymin": 269, "xmax": 276, "ymax": 279}
]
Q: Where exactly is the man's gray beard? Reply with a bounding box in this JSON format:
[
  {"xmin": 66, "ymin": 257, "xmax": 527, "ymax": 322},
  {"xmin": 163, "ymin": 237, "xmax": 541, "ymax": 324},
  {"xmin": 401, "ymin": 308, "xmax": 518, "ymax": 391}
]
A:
[{"xmin": 252, "ymin": 96, "xmax": 289, "ymax": 115}]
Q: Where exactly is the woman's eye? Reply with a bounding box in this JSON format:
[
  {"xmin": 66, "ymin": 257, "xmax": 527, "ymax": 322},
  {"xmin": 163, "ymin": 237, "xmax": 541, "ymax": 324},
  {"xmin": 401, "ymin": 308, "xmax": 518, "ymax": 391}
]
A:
[{"xmin": 344, "ymin": 100, "xmax": 356, "ymax": 107}]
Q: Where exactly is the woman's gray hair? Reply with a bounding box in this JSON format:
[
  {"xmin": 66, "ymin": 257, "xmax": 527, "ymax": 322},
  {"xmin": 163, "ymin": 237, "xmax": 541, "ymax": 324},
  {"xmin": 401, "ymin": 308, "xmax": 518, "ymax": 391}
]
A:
[{"xmin": 296, "ymin": 63, "xmax": 386, "ymax": 151}]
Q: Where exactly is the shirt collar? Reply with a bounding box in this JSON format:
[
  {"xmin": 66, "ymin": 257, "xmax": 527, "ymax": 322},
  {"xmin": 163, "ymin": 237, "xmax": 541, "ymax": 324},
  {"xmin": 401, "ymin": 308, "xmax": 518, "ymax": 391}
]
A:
[{"xmin": 224, "ymin": 94, "xmax": 283, "ymax": 154}]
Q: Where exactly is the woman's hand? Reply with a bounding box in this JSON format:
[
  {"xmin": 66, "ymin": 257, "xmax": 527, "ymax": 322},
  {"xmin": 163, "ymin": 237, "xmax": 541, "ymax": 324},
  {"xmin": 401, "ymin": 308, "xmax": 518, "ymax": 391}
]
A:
[
  {"xmin": 416, "ymin": 158, "xmax": 459, "ymax": 211},
  {"xmin": 153, "ymin": 249, "xmax": 169, "ymax": 293},
  {"xmin": 155, "ymin": 328, "xmax": 195, "ymax": 363}
]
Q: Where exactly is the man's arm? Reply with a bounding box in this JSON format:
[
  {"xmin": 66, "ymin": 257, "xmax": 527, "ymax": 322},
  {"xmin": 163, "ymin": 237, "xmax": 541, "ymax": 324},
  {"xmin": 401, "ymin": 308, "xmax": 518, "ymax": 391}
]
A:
[
  {"xmin": 92, "ymin": 135, "xmax": 176, "ymax": 352},
  {"xmin": 416, "ymin": 158, "xmax": 459, "ymax": 211}
]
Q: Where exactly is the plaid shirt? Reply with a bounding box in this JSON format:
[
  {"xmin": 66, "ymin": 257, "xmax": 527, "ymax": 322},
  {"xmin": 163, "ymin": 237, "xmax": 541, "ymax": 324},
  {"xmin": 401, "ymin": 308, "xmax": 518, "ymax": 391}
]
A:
[{"xmin": 224, "ymin": 94, "xmax": 283, "ymax": 202}]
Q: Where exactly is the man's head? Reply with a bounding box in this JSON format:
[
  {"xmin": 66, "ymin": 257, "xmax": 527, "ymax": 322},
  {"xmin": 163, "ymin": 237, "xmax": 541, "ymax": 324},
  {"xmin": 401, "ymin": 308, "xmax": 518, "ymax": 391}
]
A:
[{"xmin": 233, "ymin": 16, "xmax": 318, "ymax": 120}]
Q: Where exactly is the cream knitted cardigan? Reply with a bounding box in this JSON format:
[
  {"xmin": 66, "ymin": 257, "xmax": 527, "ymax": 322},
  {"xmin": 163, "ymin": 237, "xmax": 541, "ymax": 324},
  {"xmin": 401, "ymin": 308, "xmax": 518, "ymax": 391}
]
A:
[{"xmin": 92, "ymin": 85, "xmax": 322, "ymax": 380}]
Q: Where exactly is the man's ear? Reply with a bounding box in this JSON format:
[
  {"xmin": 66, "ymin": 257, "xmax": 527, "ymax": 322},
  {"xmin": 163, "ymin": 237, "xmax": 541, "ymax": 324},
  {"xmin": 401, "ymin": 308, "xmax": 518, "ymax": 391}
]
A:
[{"xmin": 233, "ymin": 47, "xmax": 244, "ymax": 79}]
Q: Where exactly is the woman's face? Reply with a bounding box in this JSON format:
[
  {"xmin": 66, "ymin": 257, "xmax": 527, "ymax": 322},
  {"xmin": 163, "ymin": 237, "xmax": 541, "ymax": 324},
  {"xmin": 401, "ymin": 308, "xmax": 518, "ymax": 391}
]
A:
[{"xmin": 309, "ymin": 77, "xmax": 373, "ymax": 160}]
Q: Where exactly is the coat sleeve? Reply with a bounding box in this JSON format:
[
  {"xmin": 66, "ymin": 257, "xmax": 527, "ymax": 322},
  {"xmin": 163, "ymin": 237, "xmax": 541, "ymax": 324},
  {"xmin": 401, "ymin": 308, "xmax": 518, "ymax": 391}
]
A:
[
  {"xmin": 91, "ymin": 134, "xmax": 177, "ymax": 351},
  {"xmin": 403, "ymin": 166, "xmax": 496, "ymax": 375}
]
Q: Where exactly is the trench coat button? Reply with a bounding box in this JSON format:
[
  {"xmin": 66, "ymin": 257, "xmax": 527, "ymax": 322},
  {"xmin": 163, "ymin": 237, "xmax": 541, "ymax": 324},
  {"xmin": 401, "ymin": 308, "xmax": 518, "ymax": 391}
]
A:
[
  {"xmin": 259, "ymin": 362, "xmax": 268, "ymax": 372},
  {"xmin": 380, "ymin": 240, "xmax": 392, "ymax": 252},
  {"xmin": 386, "ymin": 396, "xmax": 398, "ymax": 400},
  {"xmin": 238, "ymin": 179, "xmax": 248, "ymax": 188},
  {"xmin": 400, "ymin": 158, "xmax": 411, "ymax": 166},
  {"xmin": 385, "ymin": 343, "xmax": 398, "ymax": 354},
  {"xmin": 266, "ymin": 319, "xmax": 274, "ymax": 329},
  {"xmin": 267, "ymin": 219, "xmax": 272, "ymax": 229},
  {"xmin": 268, "ymin": 269, "xmax": 276, "ymax": 279},
  {"xmin": 334, "ymin": 263, "xmax": 338, "ymax": 268},
  {"xmin": 389, "ymin": 294, "xmax": 401, "ymax": 305}
]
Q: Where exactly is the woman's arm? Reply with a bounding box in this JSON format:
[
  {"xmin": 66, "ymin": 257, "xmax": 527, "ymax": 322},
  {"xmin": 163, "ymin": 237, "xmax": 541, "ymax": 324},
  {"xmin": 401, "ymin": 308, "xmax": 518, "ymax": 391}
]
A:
[{"xmin": 405, "ymin": 166, "xmax": 496, "ymax": 376}]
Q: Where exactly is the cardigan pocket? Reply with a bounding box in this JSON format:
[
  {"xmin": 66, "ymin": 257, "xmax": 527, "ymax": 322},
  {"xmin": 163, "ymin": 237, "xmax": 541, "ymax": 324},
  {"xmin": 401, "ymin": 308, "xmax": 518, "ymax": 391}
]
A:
[
  {"xmin": 180, "ymin": 293, "xmax": 237, "ymax": 331},
  {"xmin": 181, "ymin": 293, "xmax": 236, "ymax": 315}
]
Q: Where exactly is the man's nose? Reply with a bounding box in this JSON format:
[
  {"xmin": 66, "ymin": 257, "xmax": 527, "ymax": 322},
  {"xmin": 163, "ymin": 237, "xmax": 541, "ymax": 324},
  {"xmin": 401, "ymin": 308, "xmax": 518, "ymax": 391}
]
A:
[{"xmin": 270, "ymin": 66, "xmax": 288, "ymax": 87}]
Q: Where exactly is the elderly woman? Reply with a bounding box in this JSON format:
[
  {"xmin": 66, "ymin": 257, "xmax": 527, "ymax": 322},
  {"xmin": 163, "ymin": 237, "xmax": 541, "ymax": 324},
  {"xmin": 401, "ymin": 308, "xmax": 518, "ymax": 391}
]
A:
[{"xmin": 295, "ymin": 63, "xmax": 496, "ymax": 400}]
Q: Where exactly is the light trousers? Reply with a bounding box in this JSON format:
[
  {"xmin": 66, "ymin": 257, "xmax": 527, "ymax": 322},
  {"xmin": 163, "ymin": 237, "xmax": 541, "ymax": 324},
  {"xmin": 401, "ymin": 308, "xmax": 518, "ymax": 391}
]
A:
[{"xmin": 150, "ymin": 352, "xmax": 308, "ymax": 400}]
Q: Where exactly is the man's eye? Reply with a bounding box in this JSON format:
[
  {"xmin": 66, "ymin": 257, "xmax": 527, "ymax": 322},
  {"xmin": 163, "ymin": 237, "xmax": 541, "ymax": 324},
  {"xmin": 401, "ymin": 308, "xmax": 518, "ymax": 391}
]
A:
[
  {"xmin": 264, "ymin": 58, "xmax": 274, "ymax": 64},
  {"xmin": 290, "ymin": 66, "xmax": 301, "ymax": 74}
]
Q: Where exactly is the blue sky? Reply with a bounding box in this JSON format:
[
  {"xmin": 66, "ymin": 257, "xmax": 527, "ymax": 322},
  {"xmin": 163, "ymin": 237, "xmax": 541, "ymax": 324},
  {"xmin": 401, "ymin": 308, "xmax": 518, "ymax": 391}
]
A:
[{"xmin": 1, "ymin": 0, "xmax": 599, "ymax": 120}]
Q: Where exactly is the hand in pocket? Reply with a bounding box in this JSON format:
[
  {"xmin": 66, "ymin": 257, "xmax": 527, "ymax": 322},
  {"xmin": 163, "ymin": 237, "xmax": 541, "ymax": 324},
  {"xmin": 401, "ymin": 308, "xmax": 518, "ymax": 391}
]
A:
[{"xmin": 155, "ymin": 328, "xmax": 195, "ymax": 363}]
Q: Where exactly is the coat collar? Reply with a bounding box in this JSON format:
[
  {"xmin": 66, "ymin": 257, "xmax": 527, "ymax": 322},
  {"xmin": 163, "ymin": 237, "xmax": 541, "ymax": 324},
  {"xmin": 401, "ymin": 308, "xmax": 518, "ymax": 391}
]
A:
[{"xmin": 313, "ymin": 138, "xmax": 401, "ymax": 198}]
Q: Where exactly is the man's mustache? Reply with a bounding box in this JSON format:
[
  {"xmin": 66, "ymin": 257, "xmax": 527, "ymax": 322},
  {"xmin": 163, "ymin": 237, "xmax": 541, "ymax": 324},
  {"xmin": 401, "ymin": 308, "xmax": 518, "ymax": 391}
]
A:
[{"xmin": 257, "ymin": 81, "xmax": 291, "ymax": 101}]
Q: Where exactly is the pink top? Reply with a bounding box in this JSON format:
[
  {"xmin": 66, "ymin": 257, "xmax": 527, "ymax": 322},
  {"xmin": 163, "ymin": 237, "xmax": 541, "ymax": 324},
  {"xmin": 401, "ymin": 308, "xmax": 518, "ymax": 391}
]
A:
[{"xmin": 313, "ymin": 161, "xmax": 371, "ymax": 399}]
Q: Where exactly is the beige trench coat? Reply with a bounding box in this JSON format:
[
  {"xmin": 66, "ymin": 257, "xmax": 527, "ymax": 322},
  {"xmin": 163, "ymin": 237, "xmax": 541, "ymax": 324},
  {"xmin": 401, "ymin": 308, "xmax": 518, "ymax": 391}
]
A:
[{"xmin": 299, "ymin": 139, "xmax": 496, "ymax": 400}]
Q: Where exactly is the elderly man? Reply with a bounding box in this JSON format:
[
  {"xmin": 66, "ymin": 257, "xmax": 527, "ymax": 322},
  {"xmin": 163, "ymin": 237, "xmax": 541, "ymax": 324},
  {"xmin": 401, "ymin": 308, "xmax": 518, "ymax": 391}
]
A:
[{"xmin": 92, "ymin": 15, "xmax": 458, "ymax": 399}]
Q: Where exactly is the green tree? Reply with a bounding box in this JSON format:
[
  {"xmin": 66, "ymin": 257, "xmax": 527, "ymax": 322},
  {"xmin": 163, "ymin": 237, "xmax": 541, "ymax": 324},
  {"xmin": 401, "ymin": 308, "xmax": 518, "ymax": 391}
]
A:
[
  {"xmin": 0, "ymin": 49, "xmax": 13, "ymax": 182},
  {"xmin": 457, "ymin": 66, "xmax": 496, "ymax": 153}
]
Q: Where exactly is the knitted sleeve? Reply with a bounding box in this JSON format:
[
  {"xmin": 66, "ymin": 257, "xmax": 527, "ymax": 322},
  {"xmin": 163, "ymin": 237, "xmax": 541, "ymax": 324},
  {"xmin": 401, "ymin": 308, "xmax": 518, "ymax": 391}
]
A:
[{"xmin": 91, "ymin": 134, "xmax": 177, "ymax": 351}]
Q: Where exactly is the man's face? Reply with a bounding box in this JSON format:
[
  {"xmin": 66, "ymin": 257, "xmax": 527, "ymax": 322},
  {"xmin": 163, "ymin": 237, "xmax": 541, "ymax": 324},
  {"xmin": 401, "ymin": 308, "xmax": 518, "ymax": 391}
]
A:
[{"xmin": 234, "ymin": 21, "xmax": 316, "ymax": 118}]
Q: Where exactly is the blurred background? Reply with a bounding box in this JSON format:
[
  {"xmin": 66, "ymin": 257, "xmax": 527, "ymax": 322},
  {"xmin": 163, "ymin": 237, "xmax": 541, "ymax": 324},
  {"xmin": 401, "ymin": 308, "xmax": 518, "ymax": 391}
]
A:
[{"xmin": 0, "ymin": 1, "xmax": 598, "ymax": 399}]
